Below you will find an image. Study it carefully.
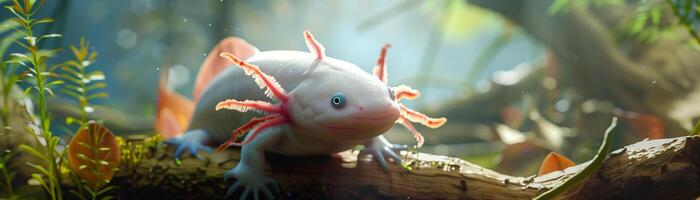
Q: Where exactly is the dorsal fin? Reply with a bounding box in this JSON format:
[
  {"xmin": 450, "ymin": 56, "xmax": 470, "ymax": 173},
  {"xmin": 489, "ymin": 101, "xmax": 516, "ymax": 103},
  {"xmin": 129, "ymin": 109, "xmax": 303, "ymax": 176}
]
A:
[{"xmin": 193, "ymin": 37, "xmax": 259, "ymax": 102}]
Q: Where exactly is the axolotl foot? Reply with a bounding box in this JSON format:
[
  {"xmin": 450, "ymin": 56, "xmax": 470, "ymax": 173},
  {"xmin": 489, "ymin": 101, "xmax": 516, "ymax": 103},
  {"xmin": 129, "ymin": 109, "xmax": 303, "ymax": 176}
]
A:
[
  {"xmin": 165, "ymin": 129, "xmax": 213, "ymax": 160},
  {"xmin": 360, "ymin": 136, "xmax": 405, "ymax": 172},
  {"xmin": 224, "ymin": 166, "xmax": 279, "ymax": 200}
]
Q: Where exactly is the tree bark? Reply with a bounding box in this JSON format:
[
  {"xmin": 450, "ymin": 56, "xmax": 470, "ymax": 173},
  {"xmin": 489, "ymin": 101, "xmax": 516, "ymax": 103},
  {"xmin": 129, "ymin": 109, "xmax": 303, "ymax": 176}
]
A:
[{"xmin": 111, "ymin": 135, "xmax": 700, "ymax": 199}]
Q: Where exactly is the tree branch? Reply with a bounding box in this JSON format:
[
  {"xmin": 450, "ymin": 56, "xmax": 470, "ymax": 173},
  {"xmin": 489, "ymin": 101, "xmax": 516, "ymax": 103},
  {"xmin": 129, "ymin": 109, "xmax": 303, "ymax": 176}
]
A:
[{"xmin": 110, "ymin": 136, "xmax": 700, "ymax": 199}]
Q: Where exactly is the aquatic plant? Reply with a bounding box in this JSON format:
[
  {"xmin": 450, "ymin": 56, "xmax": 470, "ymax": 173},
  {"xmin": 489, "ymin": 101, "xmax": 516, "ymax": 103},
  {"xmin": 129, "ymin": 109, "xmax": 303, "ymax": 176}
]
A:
[
  {"xmin": 66, "ymin": 121, "xmax": 120, "ymax": 200},
  {"xmin": 0, "ymin": 16, "xmax": 22, "ymax": 136},
  {"xmin": 5, "ymin": 0, "xmax": 65, "ymax": 199},
  {"xmin": 117, "ymin": 134, "xmax": 161, "ymax": 170},
  {"xmin": 60, "ymin": 38, "xmax": 107, "ymax": 127},
  {"xmin": 0, "ymin": 8, "xmax": 22, "ymax": 199},
  {"xmin": 0, "ymin": 149, "xmax": 16, "ymax": 199}
]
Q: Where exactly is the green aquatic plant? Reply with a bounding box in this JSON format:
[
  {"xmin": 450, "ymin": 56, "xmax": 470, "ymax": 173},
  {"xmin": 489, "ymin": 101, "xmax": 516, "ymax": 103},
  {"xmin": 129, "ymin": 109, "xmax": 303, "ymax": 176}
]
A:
[
  {"xmin": 60, "ymin": 38, "xmax": 107, "ymax": 127},
  {"xmin": 0, "ymin": 149, "xmax": 16, "ymax": 199},
  {"xmin": 534, "ymin": 117, "xmax": 617, "ymax": 200},
  {"xmin": 548, "ymin": 0, "xmax": 700, "ymax": 43},
  {"xmin": 691, "ymin": 119, "xmax": 700, "ymax": 136},
  {"xmin": 58, "ymin": 39, "xmax": 116, "ymax": 200},
  {"xmin": 5, "ymin": 0, "xmax": 65, "ymax": 199},
  {"xmin": 0, "ymin": 17, "xmax": 22, "ymax": 136},
  {"xmin": 667, "ymin": 0, "xmax": 700, "ymax": 44}
]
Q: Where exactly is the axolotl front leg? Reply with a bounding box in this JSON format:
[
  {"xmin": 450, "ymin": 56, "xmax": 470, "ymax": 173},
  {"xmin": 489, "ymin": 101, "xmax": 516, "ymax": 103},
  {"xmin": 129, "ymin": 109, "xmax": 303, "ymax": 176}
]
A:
[
  {"xmin": 361, "ymin": 135, "xmax": 404, "ymax": 171},
  {"xmin": 224, "ymin": 126, "xmax": 284, "ymax": 199}
]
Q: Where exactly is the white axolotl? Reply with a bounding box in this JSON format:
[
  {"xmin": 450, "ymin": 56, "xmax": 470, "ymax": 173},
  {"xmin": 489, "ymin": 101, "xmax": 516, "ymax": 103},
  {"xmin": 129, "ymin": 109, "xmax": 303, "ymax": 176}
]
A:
[{"xmin": 158, "ymin": 31, "xmax": 446, "ymax": 199}]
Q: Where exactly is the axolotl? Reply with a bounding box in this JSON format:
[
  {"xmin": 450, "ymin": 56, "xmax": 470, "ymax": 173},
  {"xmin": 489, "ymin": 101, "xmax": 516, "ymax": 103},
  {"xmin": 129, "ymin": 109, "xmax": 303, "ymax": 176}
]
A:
[{"xmin": 158, "ymin": 31, "xmax": 446, "ymax": 199}]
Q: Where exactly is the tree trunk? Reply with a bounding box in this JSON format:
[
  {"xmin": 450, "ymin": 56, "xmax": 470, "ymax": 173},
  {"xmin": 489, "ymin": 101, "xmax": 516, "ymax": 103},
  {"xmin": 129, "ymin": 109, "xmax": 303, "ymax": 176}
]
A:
[{"xmin": 111, "ymin": 135, "xmax": 700, "ymax": 199}]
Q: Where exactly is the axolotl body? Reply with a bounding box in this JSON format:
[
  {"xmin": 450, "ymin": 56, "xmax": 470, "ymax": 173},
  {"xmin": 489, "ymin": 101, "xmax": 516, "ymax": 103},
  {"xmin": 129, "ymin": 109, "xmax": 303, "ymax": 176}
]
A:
[{"xmin": 161, "ymin": 31, "xmax": 446, "ymax": 199}]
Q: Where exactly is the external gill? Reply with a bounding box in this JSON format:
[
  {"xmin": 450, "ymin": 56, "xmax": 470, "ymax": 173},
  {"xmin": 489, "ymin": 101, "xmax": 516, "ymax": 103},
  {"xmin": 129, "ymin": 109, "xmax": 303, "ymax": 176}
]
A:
[
  {"xmin": 216, "ymin": 53, "xmax": 290, "ymax": 150},
  {"xmin": 215, "ymin": 31, "xmax": 326, "ymax": 151},
  {"xmin": 372, "ymin": 44, "xmax": 446, "ymax": 147}
]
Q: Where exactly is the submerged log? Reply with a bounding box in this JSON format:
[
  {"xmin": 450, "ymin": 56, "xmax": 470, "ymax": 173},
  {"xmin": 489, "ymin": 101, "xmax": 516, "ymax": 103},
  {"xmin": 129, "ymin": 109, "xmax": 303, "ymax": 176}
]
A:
[{"xmin": 110, "ymin": 136, "xmax": 700, "ymax": 199}]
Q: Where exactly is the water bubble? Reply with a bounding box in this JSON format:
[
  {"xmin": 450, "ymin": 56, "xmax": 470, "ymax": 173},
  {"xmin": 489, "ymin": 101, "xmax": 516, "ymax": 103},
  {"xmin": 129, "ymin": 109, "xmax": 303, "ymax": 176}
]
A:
[
  {"xmin": 116, "ymin": 29, "xmax": 138, "ymax": 49},
  {"xmin": 84, "ymin": 106, "xmax": 95, "ymax": 113},
  {"xmin": 208, "ymin": 23, "xmax": 212, "ymax": 27},
  {"xmin": 555, "ymin": 99, "xmax": 570, "ymax": 112},
  {"xmin": 168, "ymin": 65, "xmax": 191, "ymax": 89},
  {"xmin": 183, "ymin": 18, "xmax": 187, "ymax": 23}
]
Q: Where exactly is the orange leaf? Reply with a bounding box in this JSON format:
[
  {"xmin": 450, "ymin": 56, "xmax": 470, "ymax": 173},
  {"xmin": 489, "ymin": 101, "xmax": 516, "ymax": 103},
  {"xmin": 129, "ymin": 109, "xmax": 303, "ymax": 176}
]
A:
[
  {"xmin": 538, "ymin": 152, "xmax": 575, "ymax": 176},
  {"xmin": 613, "ymin": 109, "xmax": 665, "ymax": 140},
  {"xmin": 67, "ymin": 121, "xmax": 121, "ymax": 189}
]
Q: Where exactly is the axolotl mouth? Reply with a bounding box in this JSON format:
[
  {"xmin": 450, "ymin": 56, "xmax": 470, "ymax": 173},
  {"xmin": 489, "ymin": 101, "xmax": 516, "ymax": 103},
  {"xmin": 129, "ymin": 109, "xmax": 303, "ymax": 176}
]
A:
[{"xmin": 325, "ymin": 110, "xmax": 401, "ymax": 132}]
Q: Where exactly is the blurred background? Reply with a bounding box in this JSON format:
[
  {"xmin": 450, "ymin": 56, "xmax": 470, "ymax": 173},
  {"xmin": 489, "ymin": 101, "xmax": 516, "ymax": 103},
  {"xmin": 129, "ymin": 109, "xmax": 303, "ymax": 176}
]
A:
[{"xmin": 3, "ymin": 0, "xmax": 700, "ymax": 176}]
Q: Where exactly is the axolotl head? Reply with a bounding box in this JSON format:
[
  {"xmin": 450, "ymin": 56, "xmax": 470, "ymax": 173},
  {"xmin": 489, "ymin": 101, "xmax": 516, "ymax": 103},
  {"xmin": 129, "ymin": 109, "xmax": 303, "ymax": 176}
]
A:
[
  {"xmin": 289, "ymin": 56, "xmax": 401, "ymax": 142},
  {"xmin": 215, "ymin": 31, "xmax": 445, "ymax": 151}
]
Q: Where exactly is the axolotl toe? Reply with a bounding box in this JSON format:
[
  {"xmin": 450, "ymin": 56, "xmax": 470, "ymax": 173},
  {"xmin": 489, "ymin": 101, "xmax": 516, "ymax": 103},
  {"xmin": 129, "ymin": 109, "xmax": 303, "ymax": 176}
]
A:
[{"xmin": 161, "ymin": 31, "xmax": 446, "ymax": 199}]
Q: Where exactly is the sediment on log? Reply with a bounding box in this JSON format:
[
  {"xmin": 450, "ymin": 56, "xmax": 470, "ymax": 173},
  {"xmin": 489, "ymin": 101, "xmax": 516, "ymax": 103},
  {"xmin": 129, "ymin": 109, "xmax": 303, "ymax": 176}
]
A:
[{"xmin": 111, "ymin": 136, "xmax": 700, "ymax": 199}]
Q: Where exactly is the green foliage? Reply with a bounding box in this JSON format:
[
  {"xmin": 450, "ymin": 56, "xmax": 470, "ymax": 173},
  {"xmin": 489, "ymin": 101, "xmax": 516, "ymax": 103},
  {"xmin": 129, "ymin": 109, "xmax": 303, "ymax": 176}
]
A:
[
  {"xmin": 0, "ymin": 13, "xmax": 22, "ymax": 137},
  {"xmin": 58, "ymin": 39, "xmax": 114, "ymax": 200},
  {"xmin": 691, "ymin": 119, "xmax": 700, "ymax": 136},
  {"xmin": 60, "ymin": 38, "xmax": 107, "ymax": 127},
  {"xmin": 0, "ymin": 149, "xmax": 16, "ymax": 199},
  {"xmin": 667, "ymin": 0, "xmax": 700, "ymax": 43},
  {"xmin": 548, "ymin": 0, "xmax": 624, "ymax": 15},
  {"xmin": 534, "ymin": 117, "xmax": 618, "ymax": 200},
  {"xmin": 4, "ymin": 0, "xmax": 64, "ymax": 199},
  {"xmin": 549, "ymin": 0, "xmax": 700, "ymax": 43},
  {"xmin": 622, "ymin": 1, "xmax": 671, "ymax": 43}
]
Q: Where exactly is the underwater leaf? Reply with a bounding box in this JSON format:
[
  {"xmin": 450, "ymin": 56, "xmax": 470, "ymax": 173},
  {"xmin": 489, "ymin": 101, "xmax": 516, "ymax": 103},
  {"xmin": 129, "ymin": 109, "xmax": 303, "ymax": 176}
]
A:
[
  {"xmin": 0, "ymin": 18, "xmax": 19, "ymax": 34},
  {"xmin": 86, "ymin": 82, "xmax": 106, "ymax": 91},
  {"xmin": 36, "ymin": 33, "xmax": 61, "ymax": 42},
  {"xmin": 630, "ymin": 13, "xmax": 648, "ymax": 34},
  {"xmin": 67, "ymin": 121, "xmax": 121, "ymax": 189},
  {"xmin": 30, "ymin": 173, "xmax": 50, "ymax": 192},
  {"xmin": 66, "ymin": 116, "xmax": 75, "ymax": 125},
  {"xmin": 17, "ymin": 144, "xmax": 47, "ymax": 160},
  {"xmin": 613, "ymin": 109, "xmax": 665, "ymax": 139},
  {"xmin": 548, "ymin": 0, "xmax": 571, "ymax": 15},
  {"xmin": 87, "ymin": 71, "xmax": 105, "ymax": 81},
  {"xmin": 25, "ymin": 161, "xmax": 50, "ymax": 176},
  {"xmin": 534, "ymin": 117, "xmax": 618, "ymax": 200},
  {"xmin": 43, "ymin": 87, "xmax": 53, "ymax": 96},
  {"xmin": 46, "ymin": 80, "xmax": 63, "ymax": 87},
  {"xmin": 0, "ymin": 32, "xmax": 22, "ymax": 60},
  {"xmin": 96, "ymin": 185, "xmax": 117, "ymax": 196},
  {"xmin": 4, "ymin": 6, "xmax": 23, "ymax": 21},
  {"xmin": 29, "ymin": 18, "xmax": 52, "ymax": 26},
  {"xmin": 667, "ymin": 0, "xmax": 700, "ymax": 43},
  {"xmin": 538, "ymin": 152, "xmax": 576, "ymax": 175},
  {"xmin": 88, "ymin": 92, "xmax": 108, "ymax": 99},
  {"xmin": 69, "ymin": 190, "xmax": 89, "ymax": 200},
  {"xmin": 691, "ymin": 119, "xmax": 700, "ymax": 136}
]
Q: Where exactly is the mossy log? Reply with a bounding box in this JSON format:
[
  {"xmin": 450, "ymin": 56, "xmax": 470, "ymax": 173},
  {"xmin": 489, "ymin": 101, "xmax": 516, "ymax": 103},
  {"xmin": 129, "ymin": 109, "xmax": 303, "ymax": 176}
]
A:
[{"xmin": 110, "ymin": 136, "xmax": 700, "ymax": 199}]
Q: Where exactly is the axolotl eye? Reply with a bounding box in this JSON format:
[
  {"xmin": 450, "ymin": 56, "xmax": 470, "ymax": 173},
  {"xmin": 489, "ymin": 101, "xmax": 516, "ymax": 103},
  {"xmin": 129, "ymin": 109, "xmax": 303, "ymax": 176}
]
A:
[
  {"xmin": 330, "ymin": 92, "xmax": 346, "ymax": 109},
  {"xmin": 387, "ymin": 87, "xmax": 395, "ymax": 100}
]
